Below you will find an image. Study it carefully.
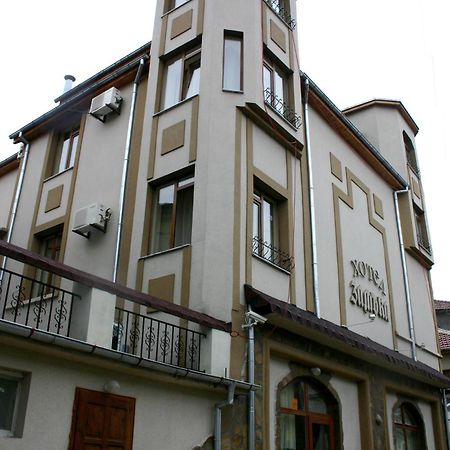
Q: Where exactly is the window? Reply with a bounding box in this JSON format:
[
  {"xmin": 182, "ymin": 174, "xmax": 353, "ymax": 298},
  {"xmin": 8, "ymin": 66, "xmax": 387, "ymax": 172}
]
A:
[
  {"xmin": 393, "ymin": 402, "xmax": 426, "ymax": 450},
  {"xmin": 278, "ymin": 378, "xmax": 338, "ymax": 450},
  {"xmin": 252, "ymin": 189, "xmax": 293, "ymax": 271},
  {"xmin": 50, "ymin": 127, "xmax": 79, "ymax": 176},
  {"xmin": 162, "ymin": 47, "xmax": 201, "ymax": 110},
  {"xmin": 33, "ymin": 230, "xmax": 63, "ymax": 296},
  {"xmin": 403, "ymin": 132, "xmax": 419, "ymax": 175},
  {"xmin": 151, "ymin": 176, "xmax": 194, "ymax": 253},
  {"xmin": 165, "ymin": 0, "xmax": 188, "ymax": 11},
  {"xmin": 0, "ymin": 371, "xmax": 28, "ymax": 438},
  {"xmin": 414, "ymin": 207, "xmax": 431, "ymax": 253},
  {"xmin": 223, "ymin": 32, "xmax": 243, "ymax": 92},
  {"xmin": 264, "ymin": 0, "xmax": 295, "ymax": 28},
  {"xmin": 263, "ymin": 59, "xmax": 300, "ymax": 129}
]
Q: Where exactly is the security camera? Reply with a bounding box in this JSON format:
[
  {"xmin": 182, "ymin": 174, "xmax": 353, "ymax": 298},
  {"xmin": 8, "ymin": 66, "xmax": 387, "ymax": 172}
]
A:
[{"xmin": 245, "ymin": 310, "xmax": 268, "ymax": 325}]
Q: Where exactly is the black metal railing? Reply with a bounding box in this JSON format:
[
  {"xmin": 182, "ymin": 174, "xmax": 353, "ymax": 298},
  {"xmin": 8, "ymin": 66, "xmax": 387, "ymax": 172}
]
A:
[
  {"xmin": 112, "ymin": 307, "xmax": 205, "ymax": 371},
  {"xmin": 264, "ymin": 88, "xmax": 301, "ymax": 130},
  {"xmin": 252, "ymin": 236, "xmax": 294, "ymax": 272},
  {"xmin": 0, "ymin": 267, "xmax": 79, "ymax": 337},
  {"xmin": 264, "ymin": 0, "xmax": 296, "ymax": 29}
]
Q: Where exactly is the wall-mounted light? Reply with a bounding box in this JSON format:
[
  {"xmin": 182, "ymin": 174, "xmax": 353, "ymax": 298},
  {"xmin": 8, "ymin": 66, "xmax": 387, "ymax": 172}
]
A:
[
  {"xmin": 103, "ymin": 380, "xmax": 120, "ymax": 394},
  {"xmin": 310, "ymin": 367, "xmax": 321, "ymax": 377}
]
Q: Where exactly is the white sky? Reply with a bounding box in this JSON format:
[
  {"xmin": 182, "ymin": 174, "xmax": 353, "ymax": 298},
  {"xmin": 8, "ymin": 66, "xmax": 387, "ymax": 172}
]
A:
[{"xmin": 1, "ymin": 0, "xmax": 449, "ymax": 300}]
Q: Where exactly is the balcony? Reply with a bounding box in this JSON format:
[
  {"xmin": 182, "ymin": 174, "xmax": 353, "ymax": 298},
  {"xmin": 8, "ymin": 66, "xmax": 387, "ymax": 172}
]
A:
[
  {"xmin": 264, "ymin": 88, "xmax": 301, "ymax": 130},
  {"xmin": 264, "ymin": 0, "xmax": 296, "ymax": 29},
  {"xmin": 252, "ymin": 236, "xmax": 294, "ymax": 272},
  {"xmin": 0, "ymin": 241, "xmax": 229, "ymax": 374}
]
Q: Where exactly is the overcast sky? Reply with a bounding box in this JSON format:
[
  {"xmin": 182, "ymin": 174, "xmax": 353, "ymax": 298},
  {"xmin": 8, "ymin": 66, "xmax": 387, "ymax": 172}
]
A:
[{"xmin": 1, "ymin": 0, "xmax": 448, "ymax": 300}]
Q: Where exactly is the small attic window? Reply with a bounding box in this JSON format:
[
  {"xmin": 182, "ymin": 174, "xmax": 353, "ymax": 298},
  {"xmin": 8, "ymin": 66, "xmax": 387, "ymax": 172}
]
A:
[{"xmin": 403, "ymin": 131, "xmax": 419, "ymax": 175}]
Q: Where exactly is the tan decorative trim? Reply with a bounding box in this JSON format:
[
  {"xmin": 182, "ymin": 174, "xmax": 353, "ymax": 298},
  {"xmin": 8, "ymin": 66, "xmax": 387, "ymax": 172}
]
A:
[
  {"xmin": 147, "ymin": 116, "xmax": 159, "ymax": 180},
  {"xmin": 189, "ymin": 96, "xmax": 199, "ymax": 162},
  {"xmin": 412, "ymin": 178, "xmax": 421, "ymax": 199},
  {"xmin": 170, "ymin": 9, "xmax": 193, "ymax": 40},
  {"xmin": 253, "ymin": 167, "xmax": 289, "ymax": 199},
  {"xmin": 288, "ymin": 24, "xmax": 294, "ymax": 73},
  {"xmin": 261, "ymin": 1, "xmax": 268, "ymax": 45},
  {"xmin": 33, "ymin": 216, "xmax": 65, "ymax": 236},
  {"xmin": 181, "ymin": 245, "xmax": 191, "ymax": 309},
  {"xmin": 332, "ymin": 168, "xmax": 397, "ymax": 349},
  {"xmin": 373, "ymin": 194, "xmax": 384, "ymax": 219},
  {"xmin": 45, "ymin": 185, "xmax": 64, "ymax": 213},
  {"xmin": 329, "ymin": 152, "xmax": 343, "ymax": 181},
  {"xmin": 245, "ymin": 120, "xmax": 254, "ymax": 284},
  {"xmin": 159, "ymin": 15, "xmax": 168, "ymax": 57},
  {"xmin": 270, "ymin": 20, "xmax": 287, "ymax": 53},
  {"xmin": 197, "ymin": 0, "xmax": 205, "ymax": 35},
  {"xmin": 265, "ymin": 339, "xmax": 374, "ymax": 450},
  {"xmin": 161, "ymin": 120, "xmax": 186, "ymax": 155},
  {"xmin": 286, "ymin": 151, "xmax": 296, "ymax": 305},
  {"xmin": 147, "ymin": 273, "xmax": 175, "ymax": 313}
]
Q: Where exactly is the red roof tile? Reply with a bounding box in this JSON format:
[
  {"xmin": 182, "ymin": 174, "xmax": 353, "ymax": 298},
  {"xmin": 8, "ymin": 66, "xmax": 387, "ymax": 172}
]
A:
[
  {"xmin": 438, "ymin": 329, "xmax": 450, "ymax": 351},
  {"xmin": 435, "ymin": 300, "xmax": 450, "ymax": 311}
]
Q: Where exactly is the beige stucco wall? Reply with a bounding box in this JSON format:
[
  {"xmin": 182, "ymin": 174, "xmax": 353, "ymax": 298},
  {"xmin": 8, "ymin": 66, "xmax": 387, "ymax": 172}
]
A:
[
  {"xmin": 0, "ymin": 343, "xmax": 218, "ymax": 450},
  {"xmin": 252, "ymin": 256, "xmax": 290, "ymax": 301},
  {"xmin": 0, "ymin": 167, "xmax": 17, "ymax": 230}
]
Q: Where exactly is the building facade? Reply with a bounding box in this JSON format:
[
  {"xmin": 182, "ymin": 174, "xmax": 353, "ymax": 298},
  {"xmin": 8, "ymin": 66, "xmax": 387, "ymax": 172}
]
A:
[{"xmin": 0, "ymin": 0, "xmax": 448, "ymax": 449}]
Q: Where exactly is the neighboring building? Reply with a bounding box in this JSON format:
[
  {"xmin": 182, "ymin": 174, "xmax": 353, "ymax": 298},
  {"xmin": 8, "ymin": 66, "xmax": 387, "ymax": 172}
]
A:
[
  {"xmin": 0, "ymin": 0, "xmax": 448, "ymax": 449},
  {"xmin": 435, "ymin": 300, "xmax": 450, "ymax": 377}
]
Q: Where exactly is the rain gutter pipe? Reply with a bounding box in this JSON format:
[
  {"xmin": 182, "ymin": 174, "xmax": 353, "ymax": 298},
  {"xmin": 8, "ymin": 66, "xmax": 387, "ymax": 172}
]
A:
[
  {"xmin": 302, "ymin": 76, "xmax": 321, "ymax": 318},
  {"xmin": 1, "ymin": 132, "xmax": 30, "ymax": 279},
  {"xmin": 393, "ymin": 187, "xmax": 417, "ymax": 361},
  {"xmin": 112, "ymin": 57, "xmax": 146, "ymax": 283},
  {"xmin": 214, "ymin": 382, "xmax": 236, "ymax": 450}
]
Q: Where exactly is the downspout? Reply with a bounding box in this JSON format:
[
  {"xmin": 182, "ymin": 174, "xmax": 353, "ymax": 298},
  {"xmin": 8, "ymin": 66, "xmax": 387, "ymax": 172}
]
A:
[
  {"xmin": 441, "ymin": 389, "xmax": 450, "ymax": 450},
  {"xmin": 112, "ymin": 57, "xmax": 146, "ymax": 283},
  {"xmin": 214, "ymin": 382, "xmax": 236, "ymax": 450},
  {"xmin": 301, "ymin": 76, "xmax": 321, "ymax": 318},
  {"xmin": 248, "ymin": 309, "xmax": 256, "ymax": 450},
  {"xmin": 0, "ymin": 132, "xmax": 30, "ymax": 277},
  {"xmin": 393, "ymin": 187, "xmax": 417, "ymax": 360}
]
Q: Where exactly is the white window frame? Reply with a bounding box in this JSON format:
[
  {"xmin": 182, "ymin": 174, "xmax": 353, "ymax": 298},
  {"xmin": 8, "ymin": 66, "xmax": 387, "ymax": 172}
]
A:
[{"xmin": 0, "ymin": 371, "xmax": 23, "ymax": 438}]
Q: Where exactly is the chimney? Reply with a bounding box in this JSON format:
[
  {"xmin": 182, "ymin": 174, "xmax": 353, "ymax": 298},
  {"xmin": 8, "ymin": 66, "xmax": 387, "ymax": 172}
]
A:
[{"xmin": 62, "ymin": 74, "xmax": 76, "ymax": 94}]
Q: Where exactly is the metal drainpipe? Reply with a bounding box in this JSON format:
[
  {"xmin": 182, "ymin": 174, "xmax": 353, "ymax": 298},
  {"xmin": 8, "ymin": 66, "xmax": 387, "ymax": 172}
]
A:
[
  {"xmin": 393, "ymin": 187, "xmax": 417, "ymax": 361},
  {"xmin": 112, "ymin": 57, "xmax": 146, "ymax": 283},
  {"xmin": 248, "ymin": 307, "xmax": 256, "ymax": 450},
  {"xmin": 0, "ymin": 132, "xmax": 30, "ymax": 278},
  {"xmin": 302, "ymin": 76, "xmax": 321, "ymax": 318},
  {"xmin": 214, "ymin": 382, "xmax": 236, "ymax": 450}
]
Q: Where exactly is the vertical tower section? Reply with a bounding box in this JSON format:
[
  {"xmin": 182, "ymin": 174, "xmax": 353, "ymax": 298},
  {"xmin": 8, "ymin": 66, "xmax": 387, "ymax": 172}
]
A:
[{"xmin": 133, "ymin": 0, "xmax": 303, "ymax": 322}]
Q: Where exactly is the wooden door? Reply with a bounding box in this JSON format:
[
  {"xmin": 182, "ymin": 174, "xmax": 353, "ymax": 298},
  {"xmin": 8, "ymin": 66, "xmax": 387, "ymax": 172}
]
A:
[{"xmin": 69, "ymin": 388, "xmax": 135, "ymax": 450}]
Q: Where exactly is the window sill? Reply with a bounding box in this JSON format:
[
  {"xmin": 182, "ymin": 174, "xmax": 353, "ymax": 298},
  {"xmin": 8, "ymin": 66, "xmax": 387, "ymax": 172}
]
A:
[
  {"xmin": 140, "ymin": 243, "xmax": 191, "ymax": 261},
  {"xmin": 222, "ymin": 89, "xmax": 244, "ymax": 94},
  {"xmin": 264, "ymin": 100, "xmax": 300, "ymax": 131},
  {"xmin": 43, "ymin": 166, "xmax": 73, "ymax": 183},
  {"xmin": 154, "ymin": 95, "xmax": 199, "ymax": 118},
  {"xmin": 161, "ymin": 0, "xmax": 193, "ymax": 18},
  {"xmin": 252, "ymin": 252, "xmax": 291, "ymax": 275}
]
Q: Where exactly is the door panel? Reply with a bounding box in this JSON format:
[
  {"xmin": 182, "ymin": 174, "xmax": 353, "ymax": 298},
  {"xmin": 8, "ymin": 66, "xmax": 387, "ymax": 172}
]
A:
[{"xmin": 69, "ymin": 388, "xmax": 135, "ymax": 450}]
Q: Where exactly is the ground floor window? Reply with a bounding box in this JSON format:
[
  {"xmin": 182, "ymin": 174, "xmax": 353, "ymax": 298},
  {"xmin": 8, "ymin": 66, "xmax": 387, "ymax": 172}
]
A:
[
  {"xmin": 279, "ymin": 378, "xmax": 338, "ymax": 450},
  {"xmin": 393, "ymin": 402, "xmax": 426, "ymax": 450}
]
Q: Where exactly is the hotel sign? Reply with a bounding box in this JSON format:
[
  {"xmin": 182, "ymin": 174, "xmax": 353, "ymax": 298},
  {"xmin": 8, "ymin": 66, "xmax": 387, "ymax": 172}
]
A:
[{"xmin": 349, "ymin": 260, "xmax": 389, "ymax": 322}]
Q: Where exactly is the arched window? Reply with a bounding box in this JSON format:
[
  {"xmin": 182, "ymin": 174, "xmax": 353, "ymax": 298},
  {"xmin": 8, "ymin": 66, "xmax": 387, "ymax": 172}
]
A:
[
  {"xmin": 393, "ymin": 402, "xmax": 426, "ymax": 450},
  {"xmin": 278, "ymin": 378, "xmax": 338, "ymax": 450}
]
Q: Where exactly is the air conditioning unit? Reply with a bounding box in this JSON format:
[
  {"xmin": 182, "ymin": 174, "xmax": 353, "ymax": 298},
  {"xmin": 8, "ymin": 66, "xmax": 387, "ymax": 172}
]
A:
[
  {"xmin": 72, "ymin": 203, "xmax": 110, "ymax": 238},
  {"xmin": 89, "ymin": 87, "xmax": 122, "ymax": 122}
]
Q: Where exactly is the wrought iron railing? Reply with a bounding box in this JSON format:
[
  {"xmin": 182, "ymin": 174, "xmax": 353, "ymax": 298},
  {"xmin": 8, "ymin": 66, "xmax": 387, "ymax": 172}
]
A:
[
  {"xmin": 264, "ymin": 88, "xmax": 301, "ymax": 130},
  {"xmin": 112, "ymin": 307, "xmax": 205, "ymax": 371},
  {"xmin": 252, "ymin": 236, "xmax": 294, "ymax": 272},
  {"xmin": 0, "ymin": 267, "xmax": 79, "ymax": 337},
  {"xmin": 264, "ymin": 0, "xmax": 296, "ymax": 29}
]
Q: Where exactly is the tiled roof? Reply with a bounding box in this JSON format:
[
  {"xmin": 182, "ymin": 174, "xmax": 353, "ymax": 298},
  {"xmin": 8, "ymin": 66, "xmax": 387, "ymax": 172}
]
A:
[
  {"xmin": 435, "ymin": 300, "xmax": 450, "ymax": 311},
  {"xmin": 438, "ymin": 329, "xmax": 450, "ymax": 351}
]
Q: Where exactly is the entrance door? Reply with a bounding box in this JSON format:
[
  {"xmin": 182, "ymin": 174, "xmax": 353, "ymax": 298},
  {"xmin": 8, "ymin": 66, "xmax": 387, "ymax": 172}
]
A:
[{"xmin": 69, "ymin": 388, "xmax": 135, "ymax": 450}]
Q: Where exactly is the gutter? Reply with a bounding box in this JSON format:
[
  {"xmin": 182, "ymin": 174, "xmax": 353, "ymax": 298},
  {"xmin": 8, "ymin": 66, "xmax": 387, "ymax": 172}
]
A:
[
  {"xmin": 301, "ymin": 73, "xmax": 408, "ymax": 189},
  {"xmin": 214, "ymin": 382, "xmax": 236, "ymax": 450}
]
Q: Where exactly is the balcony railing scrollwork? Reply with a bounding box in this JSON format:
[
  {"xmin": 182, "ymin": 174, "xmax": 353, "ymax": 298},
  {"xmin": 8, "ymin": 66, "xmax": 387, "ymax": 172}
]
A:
[
  {"xmin": 0, "ymin": 267, "xmax": 79, "ymax": 337},
  {"xmin": 264, "ymin": 0, "xmax": 296, "ymax": 29},
  {"xmin": 264, "ymin": 88, "xmax": 301, "ymax": 130},
  {"xmin": 252, "ymin": 236, "xmax": 294, "ymax": 272},
  {"xmin": 113, "ymin": 307, "xmax": 205, "ymax": 371}
]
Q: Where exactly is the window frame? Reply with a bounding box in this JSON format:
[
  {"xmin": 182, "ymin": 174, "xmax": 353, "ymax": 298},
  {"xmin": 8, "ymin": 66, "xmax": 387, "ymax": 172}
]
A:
[
  {"xmin": 278, "ymin": 378, "xmax": 338, "ymax": 450},
  {"xmin": 50, "ymin": 127, "xmax": 80, "ymax": 177},
  {"xmin": 403, "ymin": 131, "xmax": 420, "ymax": 175},
  {"xmin": 161, "ymin": 46, "xmax": 201, "ymax": 111},
  {"xmin": 0, "ymin": 370, "xmax": 27, "ymax": 438},
  {"xmin": 165, "ymin": 0, "xmax": 189, "ymax": 13},
  {"xmin": 393, "ymin": 402, "xmax": 427, "ymax": 450},
  {"xmin": 223, "ymin": 31, "xmax": 243, "ymax": 93},
  {"xmin": 150, "ymin": 175, "xmax": 194, "ymax": 254},
  {"xmin": 414, "ymin": 206, "xmax": 431, "ymax": 253}
]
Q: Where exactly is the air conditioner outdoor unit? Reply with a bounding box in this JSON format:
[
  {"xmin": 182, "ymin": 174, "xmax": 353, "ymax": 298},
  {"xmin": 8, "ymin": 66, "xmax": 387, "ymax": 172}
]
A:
[
  {"xmin": 72, "ymin": 203, "xmax": 110, "ymax": 238},
  {"xmin": 89, "ymin": 87, "xmax": 122, "ymax": 122}
]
